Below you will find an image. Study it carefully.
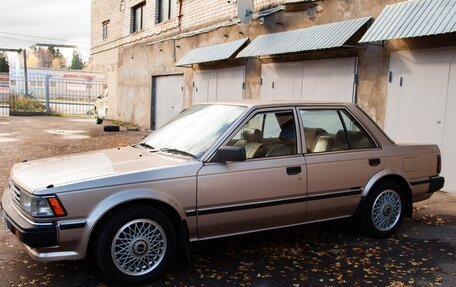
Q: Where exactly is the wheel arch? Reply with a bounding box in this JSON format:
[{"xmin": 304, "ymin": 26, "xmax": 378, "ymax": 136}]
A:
[
  {"xmin": 354, "ymin": 169, "xmax": 413, "ymax": 221},
  {"xmin": 86, "ymin": 195, "xmax": 189, "ymax": 260}
]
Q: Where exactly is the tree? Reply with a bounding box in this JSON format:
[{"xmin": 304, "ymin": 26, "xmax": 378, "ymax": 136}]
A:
[
  {"xmin": 68, "ymin": 50, "xmax": 85, "ymax": 70},
  {"xmin": 0, "ymin": 52, "xmax": 9, "ymax": 73},
  {"xmin": 36, "ymin": 47, "xmax": 53, "ymax": 68}
]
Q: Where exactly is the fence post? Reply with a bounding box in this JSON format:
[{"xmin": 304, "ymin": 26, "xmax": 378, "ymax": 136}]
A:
[{"xmin": 45, "ymin": 75, "xmax": 51, "ymax": 113}]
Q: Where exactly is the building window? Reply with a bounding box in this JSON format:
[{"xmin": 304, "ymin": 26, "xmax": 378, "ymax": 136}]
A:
[
  {"xmin": 102, "ymin": 20, "xmax": 109, "ymax": 40},
  {"xmin": 131, "ymin": 2, "xmax": 145, "ymax": 33},
  {"xmin": 157, "ymin": 0, "xmax": 176, "ymax": 23}
]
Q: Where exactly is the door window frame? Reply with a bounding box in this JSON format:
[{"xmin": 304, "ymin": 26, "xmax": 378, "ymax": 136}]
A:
[
  {"xmin": 206, "ymin": 106, "xmax": 303, "ymax": 162},
  {"xmin": 297, "ymin": 106, "xmax": 380, "ymax": 155}
]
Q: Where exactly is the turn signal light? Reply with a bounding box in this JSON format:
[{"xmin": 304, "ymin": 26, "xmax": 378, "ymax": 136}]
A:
[{"xmin": 47, "ymin": 197, "xmax": 67, "ymax": 217}]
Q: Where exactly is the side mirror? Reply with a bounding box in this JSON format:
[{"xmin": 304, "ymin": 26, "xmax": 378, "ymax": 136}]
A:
[{"xmin": 212, "ymin": 146, "xmax": 246, "ymax": 163}]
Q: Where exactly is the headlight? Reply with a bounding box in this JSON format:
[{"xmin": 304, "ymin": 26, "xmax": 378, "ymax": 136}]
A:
[{"xmin": 20, "ymin": 193, "xmax": 66, "ymax": 217}]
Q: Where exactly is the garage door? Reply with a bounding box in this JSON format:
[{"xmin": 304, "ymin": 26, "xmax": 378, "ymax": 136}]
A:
[
  {"xmin": 152, "ymin": 74, "xmax": 184, "ymax": 129},
  {"xmin": 193, "ymin": 66, "xmax": 245, "ymax": 103},
  {"xmin": 261, "ymin": 57, "xmax": 357, "ymax": 102},
  {"xmin": 385, "ymin": 48, "xmax": 456, "ymax": 192}
]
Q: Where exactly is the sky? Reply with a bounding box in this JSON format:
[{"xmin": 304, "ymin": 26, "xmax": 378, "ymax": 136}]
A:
[{"xmin": 0, "ymin": 0, "xmax": 91, "ymax": 62}]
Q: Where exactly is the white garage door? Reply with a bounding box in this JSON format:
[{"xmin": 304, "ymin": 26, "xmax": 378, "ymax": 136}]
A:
[
  {"xmin": 193, "ymin": 66, "xmax": 245, "ymax": 103},
  {"xmin": 153, "ymin": 74, "xmax": 184, "ymax": 129},
  {"xmin": 385, "ymin": 48, "xmax": 456, "ymax": 192},
  {"xmin": 261, "ymin": 57, "xmax": 357, "ymax": 102}
]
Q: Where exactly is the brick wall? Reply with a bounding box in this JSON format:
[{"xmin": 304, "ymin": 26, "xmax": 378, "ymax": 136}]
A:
[{"xmin": 91, "ymin": 0, "xmax": 290, "ymax": 56}]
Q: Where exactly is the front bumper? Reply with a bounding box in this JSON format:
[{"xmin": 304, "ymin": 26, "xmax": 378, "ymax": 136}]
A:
[
  {"xmin": 2, "ymin": 190, "xmax": 58, "ymax": 248},
  {"xmin": 1, "ymin": 190, "xmax": 87, "ymax": 262},
  {"xmin": 3, "ymin": 209, "xmax": 58, "ymax": 248}
]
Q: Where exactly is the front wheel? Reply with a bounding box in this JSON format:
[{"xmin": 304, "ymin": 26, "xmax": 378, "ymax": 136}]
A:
[
  {"xmin": 94, "ymin": 205, "xmax": 176, "ymax": 284},
  {"xmin": 358, "ymin": 180, "xmax": 405, "ymax": 238}
]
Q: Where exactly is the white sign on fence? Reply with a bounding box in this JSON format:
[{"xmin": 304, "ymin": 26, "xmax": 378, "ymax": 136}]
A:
[{"xmin": 66, "ymin": 83, "xmax": 87, "ymax": 92}]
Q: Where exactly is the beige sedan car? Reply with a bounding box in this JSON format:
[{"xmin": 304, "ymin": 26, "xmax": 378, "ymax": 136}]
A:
[{"xmin": 2, "ymin": 101, "xmax": 444, "ymax": 284}]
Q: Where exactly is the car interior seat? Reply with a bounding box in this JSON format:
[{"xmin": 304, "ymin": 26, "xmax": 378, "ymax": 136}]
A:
[
  {"xmin": 266, "ymin": 121, "xmax": 296, "ymax": 157},
  {"xmin": 235, "ymin": 128, "xmax": 267, "ymax": 158}
]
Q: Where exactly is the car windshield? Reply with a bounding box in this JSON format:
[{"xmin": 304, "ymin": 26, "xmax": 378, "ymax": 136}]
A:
[{"xmin": 140, "ymin": 104, "xmax": 247, "ymax": 158}]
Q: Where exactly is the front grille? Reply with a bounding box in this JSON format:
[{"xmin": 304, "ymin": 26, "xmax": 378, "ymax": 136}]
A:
[{"xmin": 9, "ymin": 179, "xmax": 22, "ymax": 205}]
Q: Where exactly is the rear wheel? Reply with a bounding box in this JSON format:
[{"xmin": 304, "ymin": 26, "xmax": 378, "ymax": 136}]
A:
[
  {"xmin": 94, "ymin": 206, "xmax": 176, "ymax": 284},
  {"xmin": 359, "ymin": 180, "xmax": 405, "ymax": 238}
]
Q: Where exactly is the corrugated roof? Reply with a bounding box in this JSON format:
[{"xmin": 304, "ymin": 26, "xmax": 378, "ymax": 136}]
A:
[
  {"xmin": 236, "ymin": 17, "xmax": 371, "ymax": 58},
  {"xmin": 360, "ymin": 0, "xmax": 456, "ymax": 42},
  {"xmin": 176, "ymin": 38, "xmax": 248, "ymax": 66}
]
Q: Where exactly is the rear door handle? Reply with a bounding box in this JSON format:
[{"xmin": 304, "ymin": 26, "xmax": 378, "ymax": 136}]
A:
[
  {"xmin": 286, "ymin": 166, "xmax": 301, "ymax": 175},
  {"xmin": 369, "ymin": 158, "xmax": 381, "ymax": 166}
]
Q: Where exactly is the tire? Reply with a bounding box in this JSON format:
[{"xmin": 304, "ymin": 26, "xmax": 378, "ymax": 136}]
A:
[
  {"xmin": 94, "ymin": 205, "xmax": 176, "ymax": 284},
  {"xmin": 358, "ymin": 180, "xmax": 405, "ymax": 238},
  {"xmin": 103, "ymin": 125, "xmax": 120, "ymax": 132},
  {"xmin": 95, "ymin": 116, "xmax": 103, "ymax": 125}
]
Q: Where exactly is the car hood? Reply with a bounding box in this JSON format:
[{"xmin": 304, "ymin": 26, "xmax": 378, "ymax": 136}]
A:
[{"xmin": 11, "ymin": 146, "xmax": 196, "ymax": 194}]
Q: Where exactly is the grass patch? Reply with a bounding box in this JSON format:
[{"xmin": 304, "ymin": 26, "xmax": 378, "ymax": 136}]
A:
[{"xmin": 10, "ymin": 95, "xmax": 45, "ymax": 113}]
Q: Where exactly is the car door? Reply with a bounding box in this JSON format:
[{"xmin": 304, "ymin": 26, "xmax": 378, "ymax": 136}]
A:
[
  {"xmin": 196, "ymin": 107, "xmax": 307, "ymax": 239},
  {"xmin": 299, "ymin": 107, "xmax": 385, "ymax": 222}
]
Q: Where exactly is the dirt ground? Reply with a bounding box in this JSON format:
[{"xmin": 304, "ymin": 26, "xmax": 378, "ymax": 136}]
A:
[{"xmin": 0, "ymin": 116, "xmax": 455, "ymax": 287}]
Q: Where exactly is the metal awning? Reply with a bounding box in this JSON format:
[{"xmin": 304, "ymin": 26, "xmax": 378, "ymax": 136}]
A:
[
  {"xmin": 236, "ymin": 17, "xmax": 371, "ymax": 58},
  {"xmin": 176, "ymin": 38, "xmax": 248, "ymax": 66},
  {"xmin": 360, "ymin": 0, "xmax": 456, "ymax": 43}
]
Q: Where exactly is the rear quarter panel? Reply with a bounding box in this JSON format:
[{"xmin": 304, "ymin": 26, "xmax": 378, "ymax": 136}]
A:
[{"xmin": 383, "ymin": 144, "xmax": 440, "ymax": 202}]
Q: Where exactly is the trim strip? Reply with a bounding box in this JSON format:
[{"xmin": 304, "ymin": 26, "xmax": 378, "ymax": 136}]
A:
[
  {"xmin": 185, "ymin": 188, "xmax": 362, "ymax": 217},
  {"xmin": 59, "ymin": 221, "xmax": 87, "ymax": 230},
  {"xmin": 410, "ymin": 178, "xmax": 431, "ymax": 186}
]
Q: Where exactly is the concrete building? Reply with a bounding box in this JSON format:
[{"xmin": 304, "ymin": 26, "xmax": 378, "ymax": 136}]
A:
[{"xmin": 90, "ymin": 0, "xmax": 456, "ymax": 190}]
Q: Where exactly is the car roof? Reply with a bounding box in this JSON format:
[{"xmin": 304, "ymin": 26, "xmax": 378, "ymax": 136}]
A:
[{"xmin": 200, "ymin": 99, "xmax": 354, "ymax": 108}]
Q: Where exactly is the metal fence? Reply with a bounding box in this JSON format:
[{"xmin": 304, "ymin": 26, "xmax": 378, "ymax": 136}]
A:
[
  {"xmin": 0, "ymin": 105, "xmax": 8, "ymax": 117},
  {"xmin": 8, "ymin": 75, "xmax": 106, "ymax": 115},
  {"xmin": 0, "ymin": 73, "xmax": 8, "ymax": 117}
]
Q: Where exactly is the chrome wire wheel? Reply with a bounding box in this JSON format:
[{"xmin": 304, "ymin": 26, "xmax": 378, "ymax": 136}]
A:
[
  {"xmin": 371, "ymin": 189, "xmax": 402, "ymax": 232},
  {"xmin": 111, "ymin": 219, "xmax": 167, "ymax": 276}
]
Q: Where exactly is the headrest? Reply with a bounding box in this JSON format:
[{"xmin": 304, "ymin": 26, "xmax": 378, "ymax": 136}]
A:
[
  {"xmin": 243, "ymin": 128, "xmax": 261, "ymax": 143},
  {"xmin": 279, "ymin": 126, "xmax": 296, "ymax": 142},
  {"xmin": 304, "ymin": 128, "xmax": 325, "ymax": 137}
]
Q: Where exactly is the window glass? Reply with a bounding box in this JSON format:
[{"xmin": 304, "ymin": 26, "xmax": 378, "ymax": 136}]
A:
[
  {"xmin": 159, "ymin": 0, "xmax": 169, "ymax": 22},
  {"xmin": 102, "ymin": 22, "xmax": 109, "ymax": 39},
  {"xmin": 300, "ymin": 109, "xmax": 376, "ymax": 153},
  {"xmin": 170, "ymin": 0, "xmax": 177, "ymax": 19},
  {"xmin": 300, "ymin": 110, "xmax": 348, "ymax": 153},
  {"xmin": 228, "ymin": 111, "xmax": 297, "ymax": 159},
  {"xmin": 159, "ymin": 0, "xmax": 175, "ymax": 22},
  {"xmin": 132, "ymin": 4, "xmax": 144, "ymax": 33},
  {"xmin": 142, "ymin": 104, "xmax": 246, "ymax": 158},
  {"xmin": 340, "ymin": 111, "xmax": 376, "ymax": 149}
]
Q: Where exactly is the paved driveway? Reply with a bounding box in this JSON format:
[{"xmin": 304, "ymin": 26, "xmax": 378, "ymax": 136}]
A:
[{"xmin": 0, "ymin": 116, "xmax": 455, "ymax": 287}]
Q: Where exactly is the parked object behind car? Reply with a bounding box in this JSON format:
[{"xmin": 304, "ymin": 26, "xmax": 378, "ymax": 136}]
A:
[
  {"xmin": 94, "ymin": 85, "xmax": 108, "ymax": 124},
  {"xmin": 2, "ymin": 100, "xmax": 444, "ymax": 284}
]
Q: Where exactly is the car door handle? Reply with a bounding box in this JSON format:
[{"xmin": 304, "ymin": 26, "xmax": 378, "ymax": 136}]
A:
[
  {"xmin": 286, "ymin": 166, "xmax": 301, "ymax": 175},
  {"xmin": 369, "ymin": 158, "xmax": 381, "ymax": 166}
]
